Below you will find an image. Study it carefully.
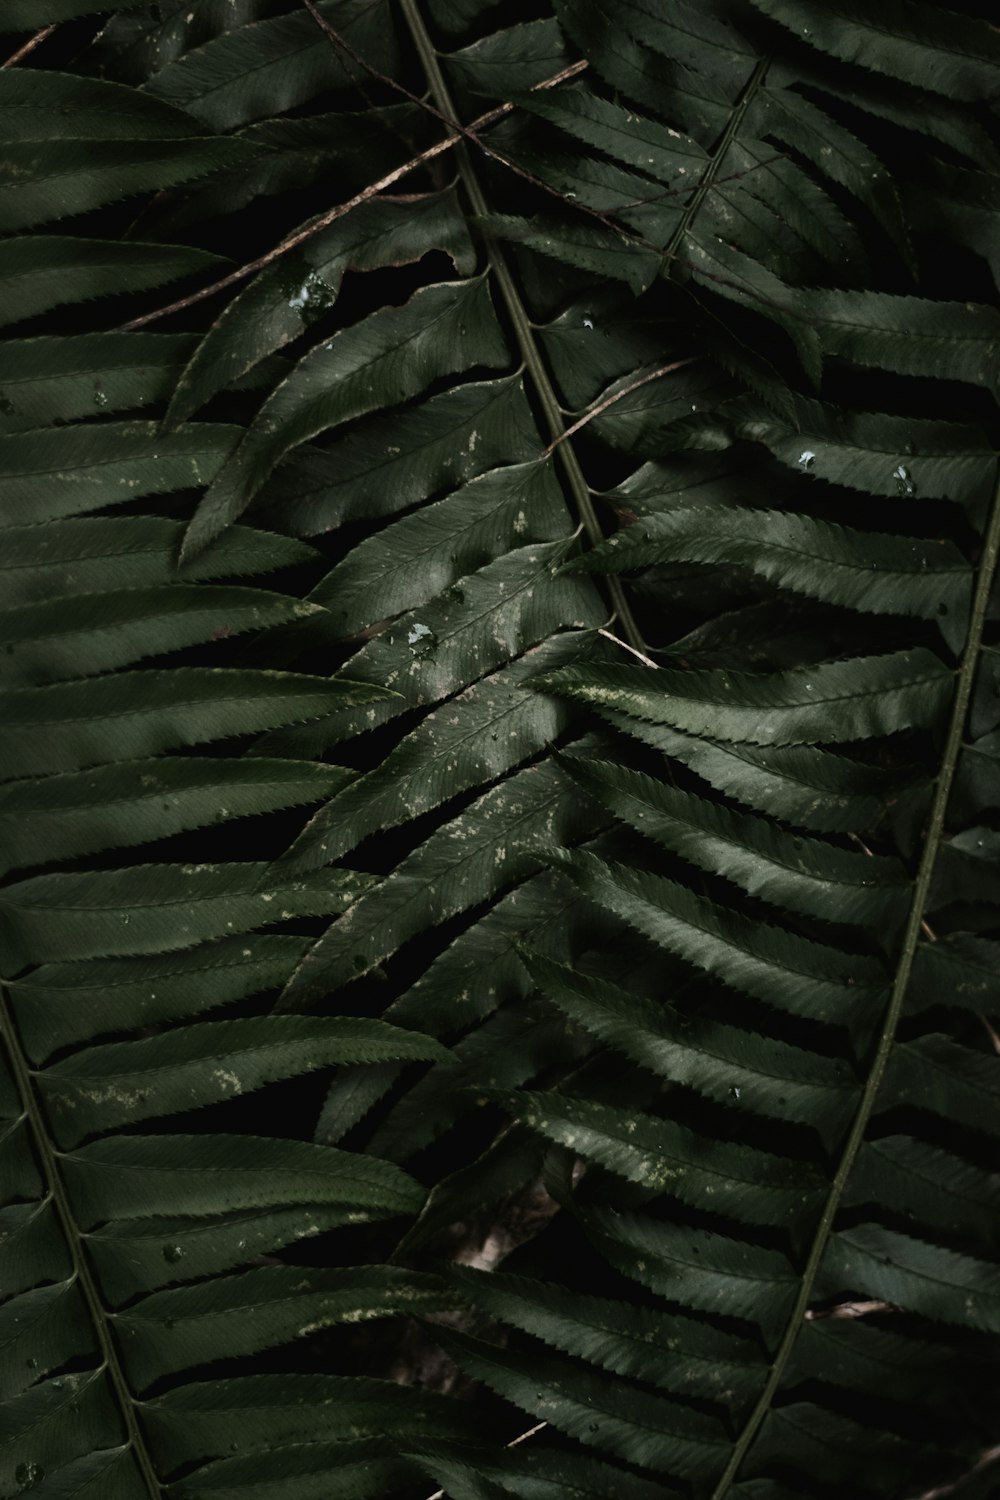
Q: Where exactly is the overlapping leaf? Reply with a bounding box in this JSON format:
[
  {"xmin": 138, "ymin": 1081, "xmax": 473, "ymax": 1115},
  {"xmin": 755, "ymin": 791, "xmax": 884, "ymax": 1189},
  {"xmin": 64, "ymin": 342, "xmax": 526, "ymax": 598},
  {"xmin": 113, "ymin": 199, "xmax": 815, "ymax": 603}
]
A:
[{"xmin": 3, "ymin": 1, "xmax": 1000, "ymax": 1497}]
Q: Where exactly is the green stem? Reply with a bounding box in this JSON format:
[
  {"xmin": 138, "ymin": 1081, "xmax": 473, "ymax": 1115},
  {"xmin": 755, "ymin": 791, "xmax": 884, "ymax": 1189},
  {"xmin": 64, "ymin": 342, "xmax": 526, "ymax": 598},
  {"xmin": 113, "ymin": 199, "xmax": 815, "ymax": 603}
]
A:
[
  {"xmin": 0, "ymin": 990, "xmax": 163, "ymax": 1499},
  {"xmin": 664, "ymin": 57, "xmax": 771, "ymax": 273},
  {"xmin": 710, "ymin": 465, "xmax": 1000, "ymax": 1498},
  {"xmin": 397, "ymin": 0, "xmax": 645, "ymax": 653}
]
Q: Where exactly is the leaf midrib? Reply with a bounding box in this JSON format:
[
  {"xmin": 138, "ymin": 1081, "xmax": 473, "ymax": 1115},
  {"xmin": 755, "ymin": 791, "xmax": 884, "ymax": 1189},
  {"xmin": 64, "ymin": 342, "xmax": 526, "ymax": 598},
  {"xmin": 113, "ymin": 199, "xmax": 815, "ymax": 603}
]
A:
[
  {"xmin": 0, "ymin": 987, "xmax": 164, "ymax": 1498},
  {"xmin": 709, "ymin": 465, "xmax": 1000, "ymax": 1496}
]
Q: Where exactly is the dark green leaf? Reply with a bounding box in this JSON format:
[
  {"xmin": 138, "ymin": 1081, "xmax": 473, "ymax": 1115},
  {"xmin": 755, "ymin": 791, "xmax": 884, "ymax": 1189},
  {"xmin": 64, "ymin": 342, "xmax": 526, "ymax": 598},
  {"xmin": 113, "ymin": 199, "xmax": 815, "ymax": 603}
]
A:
[
  {"xmin": 570, "ymin": 505, "xmax": 970, "ymax": 623},
  {"xmin": 167, "ymin": 191, "xmax": 475, "ymax": 426},
  {"xmin": 0, "ymin": 238, "xmax": 229, "ymax": 330},
  {"xmin": 184, "ymin": 276, "xmax": 509, "ymax": 556},
  {"xmin": 40, "ymin": 1016, "xmax": 445, "ymax": 1147},
  {"xmin": 558, "ymin": 851, "xmax": 885, "ymax": 1032},
  {"xmin": 0, "ymin": 518, "xmax": 319, "ymax": 609},
  {"xmin": 112, "ymin": 1264, "xmax": 450, "ymax": 1384},
  {"xmin": 523, "ymin": 950, "xmax": 858, "ymax": 1148},
  {"xmin": 0, "ymin": 422, "xmax": 241, "ymax": 527},
  {"xmin": 0, "ymin": 586, "xmax": 324, "ymax": 687},
  {"xmin": 0, "ymin": 137, "xmax": 258, "ymax": 234},
  {"xmin": 144, "ymin": 0, "xmax": 399, "ymax": 130},
  {"xmin": 1, "ymin": 1, "xmax": 143, "ymax": 26},
  {"xmin": 0, "ymin": 862, "xmax": 373, "ymax": 970},
  {"xmin": 0, "ymin": 670, "xmax": 388, "ymax": 780},
  {"xmin": 280, "ymin": 761, "xmax": 604, "ymax": 1005},
  {"xmin": 8, "ymin": 936, "xmax": 309, "ymax": 1063},
  {"xmin": 820, "ymin": 1224, "xmax": 1000, "ymax": 1334},
  {"xmin": 495, "ymin": 1089, "xmax": 823, "ymax": 1225},
  {"xmin": 0, "ymin": 758, "xmax": 351, "ymax": 874},
  {"xmin": 534, "ymin": 649, "xmax": 952, "ymax": 746},
  {"xmin": 438, "ymin": 1326, "xmax": 728, "ymax": 1479},
  {"xmin": 0, "ymin": 333, "xmax": 193, "ymax": 434},
  {"xmin": 749, "ymin": 0, "xmax": 1000, "ymax": 102},
  {"xmin": 561, "ymin": 753, "xmax": 910, "ymax": 927}
]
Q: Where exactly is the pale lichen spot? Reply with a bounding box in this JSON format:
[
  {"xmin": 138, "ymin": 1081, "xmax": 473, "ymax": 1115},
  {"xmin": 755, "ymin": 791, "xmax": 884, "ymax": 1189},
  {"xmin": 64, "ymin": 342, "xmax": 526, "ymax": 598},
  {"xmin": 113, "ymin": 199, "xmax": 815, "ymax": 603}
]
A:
[{"xmin": 77, "ymin": 1084, "xmax": 145, "ymax": 1110}]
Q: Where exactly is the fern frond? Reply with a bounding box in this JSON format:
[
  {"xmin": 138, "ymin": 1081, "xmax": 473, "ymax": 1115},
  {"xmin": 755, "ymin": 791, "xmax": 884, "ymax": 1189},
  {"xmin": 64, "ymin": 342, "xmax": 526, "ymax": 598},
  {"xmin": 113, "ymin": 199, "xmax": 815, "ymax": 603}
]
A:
[{"xmin": 5, "ymin": 0, "xmax": 1000, "ymax": 1494}]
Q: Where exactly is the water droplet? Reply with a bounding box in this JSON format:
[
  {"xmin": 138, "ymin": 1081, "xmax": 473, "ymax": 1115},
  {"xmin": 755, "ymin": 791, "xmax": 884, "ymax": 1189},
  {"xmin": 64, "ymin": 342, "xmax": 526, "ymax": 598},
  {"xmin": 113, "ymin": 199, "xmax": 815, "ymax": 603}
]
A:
[
  {"xmin": 582, "ymin": 316, "xmax": 594, "ymax": 330},
  {"xmin": 406, "ymin": 621, "xmax": 437, "ymax": 658},
  {"xmin": 93, "ymin": 384, "xmax": 108, "ymax": 410},
  {"xmin": 798, "ymin": 450, "xmax": 816, "ymax": 471},
  {"xmin": 729, "ymin": 1085, "xmax": 741, "ymax": 1101},
  {"xmin": 287, "ymin": 271, "xmax": 337, "ymax": 322},
  {"xmin": 0, "ymin": 392, "xmax": 14, "ymax": 416},
  {"xmin": 588, "ymin": 1422, "xmax": 599, "ymax": 1432},
  {"xmin": 25, "ymin": 1357, "xmax": 37, "ymax": 1368},
  {"xmin": 162, "ymin": 1244, "xmax": 183, "ymax": 1263},
  {"xmin": 15, "ymin": 1462, "xmax": 44, "ymax": 1490},
  {"xmin": 937, "ymin": 602, "xmax": 948, "ymax": 616},
  {"xmin": 120, "ymin": 914, "xmax": 130, "ymax": 925},
  {"xmin": 892, "ymin": 464, "xmax": 915, "ymax": 497}
]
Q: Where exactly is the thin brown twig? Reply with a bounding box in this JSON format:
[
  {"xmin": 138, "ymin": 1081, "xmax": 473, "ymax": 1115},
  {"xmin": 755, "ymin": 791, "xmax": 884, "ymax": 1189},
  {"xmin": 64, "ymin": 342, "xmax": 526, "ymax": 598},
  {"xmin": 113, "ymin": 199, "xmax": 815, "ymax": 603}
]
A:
[
  {"xmin": 303, "ymin": 2, "xmax": 794, "ymax": 310},
  {"xmin": 305, "ymin": 0, "xmax": 455, "ymax": 125},
  {"xmin": 422, "ymin": 1422, "xmax": 549, "ymax": 1500},
  {"xmin": 804, "ymin": 1299, "xmax": 895, "ymax": 1321},
  {"xmin": 507, "ymin": 1420, "xmax": 548, "ymax": 1448},
  {"xmin": 117, "ymin": 58, "xmax": 588, "ymax": 331},
  {"xmin": 124, "ymin": 7, "xmax": 782, "ymax": 335},
  {"xmin": 598, "ymin": 627, "xmax": 660, "ymax": 668},
  {"xmin": 911, "ymin": 1444, "xmax": 1000, "ymax": 1500},
  {"xmin": 612, "ymin": 152, "xmax": 789, "ymax": 212},
  {"xmin": 542, "ymin": 358, "xmax": 699, "ymax": 457},
  {"xmin": 1, "ymin": 24, "xmax": 56, "ymax": 69},
  {"xmin": 305, "ymin": 0, "xmax": 676, "ymax": 246}
]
